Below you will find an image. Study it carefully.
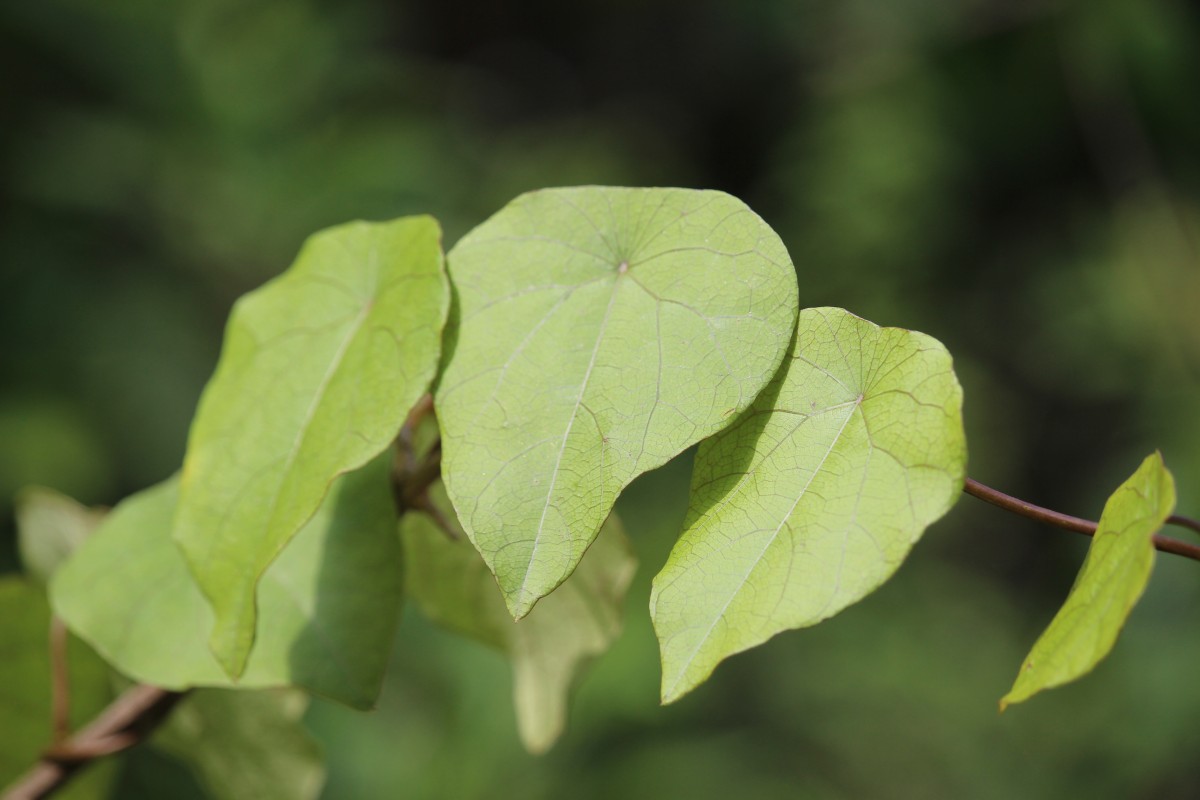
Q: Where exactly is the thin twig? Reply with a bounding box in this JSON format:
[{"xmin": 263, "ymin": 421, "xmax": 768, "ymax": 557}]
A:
[
  {"xmin": 1167, "ymin": 514, "xmax": 1200, "ymax": 537},
  {"xmin": 391, "ymin": 395, "xmax": 454, "ymax": 539},
  {"xmin": 2, "ymin": 685, "xmax": 186, "ymax": 799},
  {"xmin": 963, "ymin": 478, "xmax": 1200, "ymax": 562}
]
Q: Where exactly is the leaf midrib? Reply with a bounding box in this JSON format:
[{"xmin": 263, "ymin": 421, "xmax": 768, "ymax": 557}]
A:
[
  {"xmin": 664, "ymin": 397, "xmax": 860, "ymax": 698},
  {"xmin": 516, "ymin": 276, "xmax": 622, "ymax": 608}
]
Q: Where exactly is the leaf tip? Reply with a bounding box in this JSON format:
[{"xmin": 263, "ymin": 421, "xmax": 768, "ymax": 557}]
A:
[
  {"xmin": 209, "ymin": 617, "xmax": 253, "ymax": 681},
  {"xmin": 504, "ymin": 590, "xmax": 537, "ymax": 621},
  {"xmin": 658, "ymin": 665, "xmax": 697, "ymax": 706}
]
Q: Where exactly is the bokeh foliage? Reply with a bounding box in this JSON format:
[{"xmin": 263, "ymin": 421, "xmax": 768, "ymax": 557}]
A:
[{"xmin": 3, "ymin": 0, "xmax": 1199, "ymax": 797}]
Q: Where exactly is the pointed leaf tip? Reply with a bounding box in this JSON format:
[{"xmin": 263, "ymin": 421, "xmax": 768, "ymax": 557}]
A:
[{"xmin": 403, "ymin": 482, "xmax": 636, "ymax": 753}]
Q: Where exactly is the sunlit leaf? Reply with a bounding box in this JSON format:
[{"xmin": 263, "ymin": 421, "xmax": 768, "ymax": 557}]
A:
[
  {"xmin": 52, "ymin": 455, "xmax": 401, "ymax": 709},
  {"xmin": 14, "ymin": 487, "xmax": 105, "ymax": 583},
  {"xmin": 403, "ymin": 483, "xmax": 636, "ymax": 753},
  {"xmin": 652, "ymin": 307, "xmax": 966, "ymax": 702},
  {"xmin": 1001, "ymin": 452, "xmax": 1175, "ymax": 710},
  {"xmin": 152, "ymin": 689, "xmax": 324, "ymax": 800},
  {"xmin": 0, "ymin": 578, "xmax": 113, "ymax": 798},
  {"xmin": 436, "ymin": 186, "xmax": 797, "ymax": 617},
  {"xmin": 174, "ymin": 216, "xmax": 446, "ymax": 676}
]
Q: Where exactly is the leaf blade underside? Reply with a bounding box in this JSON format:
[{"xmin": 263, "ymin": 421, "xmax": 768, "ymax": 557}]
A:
[
  {"xmin": 652, "ymin": 307, "xmax": 967, "ymax": 703},
  {"xmin": 52, "ymin": 455, "xmax": 402, "ymax": 710},
  {"xmin": 173, "ymin": 215, "xmax": 447, "ymax": 677},
  {"xmin": 436, "ymin": 186, "xmax": 798, "ymax": 618}
]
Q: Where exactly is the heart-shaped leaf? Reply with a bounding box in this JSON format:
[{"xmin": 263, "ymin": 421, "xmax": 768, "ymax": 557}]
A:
[
  {"xmin": 174, "ymin": 216, "xmax": 446, "ymax": 676},
  {"xmin": 52, "ymin": 455, "xmax": 402, "ymax": 709},
  {"xmin": 1001, "ymin": 452, "xmax": 1175, "ymax": 709},
  {"xmin": 652, "ymin": 307, "xmax": 966, "ymax": 702},
  {"xmin": 436, "ymin": 186, "xmax": 797, "ymax": 617}
]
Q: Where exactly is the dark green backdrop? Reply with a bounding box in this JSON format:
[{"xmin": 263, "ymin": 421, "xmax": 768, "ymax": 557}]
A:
[{"xmin": 3, "ymin": 0, "xmax": 1199, "ymax": 796}]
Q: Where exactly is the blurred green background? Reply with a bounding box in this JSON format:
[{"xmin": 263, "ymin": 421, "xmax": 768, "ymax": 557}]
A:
[{"xmin": 3, "ymin": 0, "xmax": 1199, "ymax": 797}]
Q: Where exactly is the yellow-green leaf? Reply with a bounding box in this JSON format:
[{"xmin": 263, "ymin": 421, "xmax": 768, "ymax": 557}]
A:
[
  {"xmin": 652, "ymin": 307, "xmax": 966, "ymax": 703},
  {"xmin": 14, "ymin": 487, "xmax": 105, "ymax": 583},
  {"xmin": 1001, "ymin": 452, "xmax": 1176, "ymax": 710},
  {"xmin": 402, "ymin": 484, "xmax": 636, "ymax": 753},
  {"xmin": 436, "ymin": 186, "xmax": 797, "ymax": 618},
  {"xmin": 52, "ymin": 455, "xmax": 402, "ymax": 709},
  {"xmin": 174, "ymin": 216, "xmax": 446, "ymax": 677}
]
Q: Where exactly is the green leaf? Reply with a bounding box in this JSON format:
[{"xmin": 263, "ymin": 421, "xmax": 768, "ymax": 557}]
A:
[
  {"xmin": 174, "ymin": 216, "xmax": 446, "ymax": 676},
  {"xmin": 1000, "ymin": 452, "xmax": 1176, "ymax": 710},
  {"xmin": 51, "ymin": 454, "xmax": 402, "ymax": 709},
  {"xmin": 651, "ymin": 307, "xmax": 967, "ymax": 703},
  {"xmin": 436, "ymin": 186, "xmax": 798, "ymax": 617},
  {"xmin": 14, "ymin": 487, "xmax": 105, "ymax": 583},
  {"xmin": 0, "ymin": 578, "xmax": 114, "ymax": 798},
  {"xmin": 403, "ymin": 483, "xmax": 636, "ymax": 753},
  {"xmin": 152, "ymin": 688, "xmax": 324, "ymax": 800}
]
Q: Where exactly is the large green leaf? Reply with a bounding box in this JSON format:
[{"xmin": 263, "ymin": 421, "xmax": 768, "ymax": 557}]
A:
[
  {"xmin": 0, "ymin": 578, "xmax": 114, "ymax": 799},
  {"xmin": 152, "ymin": 689, "xmax": 324, "ymax": 800},
  {"xmin": 51, "ymin": 455, "xmax": 402, "ymax": 709},
  {"xmin": 651, "ymin": 307, "xmax": 966, "ymax": 702},
  {"xmin": 436, "ymin": 186, "xmax": 798, "ymax": 617},
  {"xmin": 403, "ymin": 483, "xmax": 636, "ymax": 753},
  {"xmin": 1001, "ymin": 452, "xmax": 1175, "ymax": 710},
  {"xmin": 174, "ymin": 216, "xmax": 446, "ymax": 676},
  {"xmin": 14, "ymin": 486, "xmax": 105, "ymax": 584}
]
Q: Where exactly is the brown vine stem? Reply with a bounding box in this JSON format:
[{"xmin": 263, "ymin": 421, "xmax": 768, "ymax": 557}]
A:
[
  {"xmin": 1168, "ymin": 514, "xmax": 1200, "ymax": 537},
  {"xmin": 963, "ymin": 478, "xmax": 1200, "ymax": 562},
  {"xmin": 391, "ymin": 394, "xmax": 455, "ymax": 540},
  {"xmin": 2, "ymin": 684, "xmax": 186, "ymax": 800}
]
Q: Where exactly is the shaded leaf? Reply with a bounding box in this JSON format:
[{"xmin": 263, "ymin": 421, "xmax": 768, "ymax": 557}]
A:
[
  {"xmin": 403, "ymin": 483, "xmax": 636, "ymax": 753},
  {"xmin": 436, "ymin": 186, "xmax": 797, "ymax": 617},
  {"xmin": 52, "ymin": 455, "xmax": 402, "ymax": 709},
  {"xmin": 1001, "ymin": 452, "xmax": 1175, "ymax": 710},
  {"xmin": 652, "ymin": 307, "xmax": 966, "ymax": 702},
  {"xmin": 153, "ymin": 689, "xmax": 324, "ymax": 800},
  {"xmin": 14, "ymin": 487, "xmax": 105, "ymax": 583},
  {"xmin": 174, "ymin": 216, "xmax": 446, "ymax": 676},
  {"xmin": 0, "ymin": 578, "xmax": 114, "ymax": 799}
]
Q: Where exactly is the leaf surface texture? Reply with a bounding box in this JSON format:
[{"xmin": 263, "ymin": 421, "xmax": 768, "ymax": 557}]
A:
[{"xmin": 652, "ymin": 307, "xmax": 966, "ymax": 702}]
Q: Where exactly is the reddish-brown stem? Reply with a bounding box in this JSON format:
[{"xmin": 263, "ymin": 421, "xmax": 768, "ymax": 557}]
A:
[
  {"xmin": 963, "ymin": 478, "xmax": 1200, "ymax": 562},
  {"xmin": 1168, "ymin": 514, "xmax": 1200, "ymax": 537},
  {"xmin": 2, "ymin": 685, "xmax": 186, "ymax": 799}
]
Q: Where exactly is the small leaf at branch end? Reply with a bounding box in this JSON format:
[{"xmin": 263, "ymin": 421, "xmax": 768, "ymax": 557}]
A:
[
  {"xmin": 14, "ymin": 486, "xmax": 106, "ymax": 583},
  {"xmin": 51, "ymin": 454, "xmax": 402, "ymax": 710},
  {"xmin": 1000, "ymin": 452, "xmax": 1176, "ymax": 711},
  {"xmin": 436, "ymin": 186, "xmax": 798, "ymax": 619},
  {"xmin": 652, "ymin": 307, "xmax": 967, "ymax": 704},
  {"xmin": 173, "ymin": 215, "xmax": 447, "ymax": 678},
  {"xmin": 402, "ymin": 483, "xmax": 636, "ymax": 754}
]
